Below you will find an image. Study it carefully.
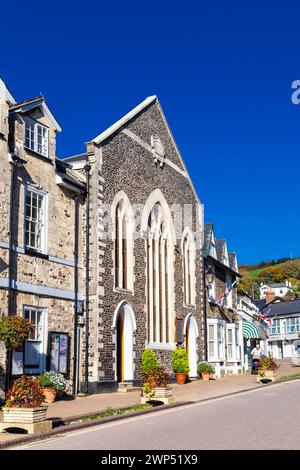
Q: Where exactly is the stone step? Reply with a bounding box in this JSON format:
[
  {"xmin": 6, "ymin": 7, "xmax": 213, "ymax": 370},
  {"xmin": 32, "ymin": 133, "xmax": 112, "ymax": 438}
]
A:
[{"xmin": 117, "ymin": 383, "xmax": 141, "ymax": 393}]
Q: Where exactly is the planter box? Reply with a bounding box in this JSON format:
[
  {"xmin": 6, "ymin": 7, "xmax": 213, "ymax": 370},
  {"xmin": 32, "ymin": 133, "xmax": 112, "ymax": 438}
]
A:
[
  {"xmin": 141, "ymin": 386, "xmax": 175, "ymax": 405},
  {"xmin": 0, "ymin": 407, "xmax": 52, "ymax": 434},
  {"xmin": 257, "ymin": 370, "xmax": 276, "ymax": 383}
]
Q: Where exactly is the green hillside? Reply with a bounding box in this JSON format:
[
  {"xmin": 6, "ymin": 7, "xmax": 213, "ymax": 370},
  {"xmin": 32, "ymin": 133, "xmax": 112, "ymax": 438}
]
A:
[
  {"xmin": 238, "ymin": 258, "xmax": 300, "ymax": 298},
  {"xmin": 243, "ymin": 262, "xmax": 289, "ymax": 280}
]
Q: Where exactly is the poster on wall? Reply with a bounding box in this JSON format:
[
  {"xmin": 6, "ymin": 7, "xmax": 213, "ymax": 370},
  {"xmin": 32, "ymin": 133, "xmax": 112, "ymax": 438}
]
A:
[
  {"xmin": 12, "ymin": 351, "xmax": 24, "ymax": 376},
  {"xmin": 49, "ymin": 332, "xmax": 69, "ymax": 375}
]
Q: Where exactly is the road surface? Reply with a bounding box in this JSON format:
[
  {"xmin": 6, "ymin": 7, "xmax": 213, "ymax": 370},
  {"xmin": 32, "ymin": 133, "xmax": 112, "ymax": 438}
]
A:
[{"xmin": 16, "ymin": 379, "xmax": 300, "ymax": 450}]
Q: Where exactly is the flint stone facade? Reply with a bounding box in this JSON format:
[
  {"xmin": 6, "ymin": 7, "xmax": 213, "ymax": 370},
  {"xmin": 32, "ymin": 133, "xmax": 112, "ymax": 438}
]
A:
[{"xmin": 68, "ymin": 96, "xmax": 205, "ymax": 391}]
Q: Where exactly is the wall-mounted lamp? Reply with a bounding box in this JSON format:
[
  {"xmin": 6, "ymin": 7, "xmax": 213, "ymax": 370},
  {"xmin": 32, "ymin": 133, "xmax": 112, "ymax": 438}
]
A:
[{"xmin": 206, "ymin": 265, "xmax": 214, "ymax": 285}]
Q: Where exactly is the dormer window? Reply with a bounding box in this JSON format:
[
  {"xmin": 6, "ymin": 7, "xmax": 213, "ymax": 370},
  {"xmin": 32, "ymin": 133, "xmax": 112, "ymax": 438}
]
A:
[{"xmin": 25, "ymin": 117, "xmax": 49, "ymax": 158}]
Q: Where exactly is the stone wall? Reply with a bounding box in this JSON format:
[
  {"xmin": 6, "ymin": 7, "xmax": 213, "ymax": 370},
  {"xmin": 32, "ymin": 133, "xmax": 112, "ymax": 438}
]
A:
[
  {"xmin": 0, "ymin": 97, "xmax": 85, "ymax": 397},
  {"xmin": 84, "ymin": 99, "xmax": 205, "ymax": 388}
]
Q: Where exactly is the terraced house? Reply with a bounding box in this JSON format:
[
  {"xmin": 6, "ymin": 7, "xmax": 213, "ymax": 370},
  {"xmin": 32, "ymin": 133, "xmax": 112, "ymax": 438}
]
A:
[
  {"xmin": 203, "ymin": 223, "xmax": 241, "ymax": 377},
  {"xmin": 0, "ymin": 78, "xmax": 86, "ymax": 398},
  {"xmin": 66, "ymin": 96, "xmax": 205, "ymax": 392},
  {"xmin": 0, "ymin": 81, "xmax": 213, "ymax": 396}
]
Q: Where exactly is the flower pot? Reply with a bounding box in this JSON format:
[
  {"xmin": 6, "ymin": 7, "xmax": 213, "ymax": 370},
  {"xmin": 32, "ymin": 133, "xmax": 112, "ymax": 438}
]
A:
[
  {"xmin": 175, "ymin": 373, "xmax": 188, "ymax": 385},
  {"xmin": 201, "ymin": 372, "xmax": 211, "ymax": 381},
  {"xmin": 41, "ymin": 387, "xmax": 57, "ymax": 403}
]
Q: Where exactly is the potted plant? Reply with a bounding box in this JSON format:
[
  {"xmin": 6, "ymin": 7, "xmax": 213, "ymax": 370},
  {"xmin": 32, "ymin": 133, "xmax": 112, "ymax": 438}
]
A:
[
  {"xmin": 39, "ymin": 371, "xmax": 70, "ymax": 403},
  {"xmin": 0, "ymin": 375, "xmax": 52, "ymax": 434},
  {"xmin": 172, "ymin": 347, "xmax": 189, "ymax": 384},
  {"xmin": 198, "ymin": 361, "xmax": 215, "ymax": 381},
  {"xmin": 142, "ymin": 366, "xmax": 174, "ymax": 404},
  {"xmin": 141, "ymin": 349, "xmax": 175, "ymax": 404},
  {"xmin": 0, "ymin": 316, "xmax": 33, "ymax": 388},
  {"xmin": 257, "ymin": 356, "xmax": 279, "ymax": 382}
]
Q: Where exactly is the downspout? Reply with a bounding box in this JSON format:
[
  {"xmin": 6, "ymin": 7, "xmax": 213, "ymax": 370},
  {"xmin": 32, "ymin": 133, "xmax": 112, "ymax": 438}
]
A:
[
  {"xmin": 6, "ymin": 153, "xmax": 25, "ymax": 391},
  {"xmin": 8, "ymin": 159, "xmax": 16, "ymax": 317},
  {"xmin": 84, "ymin": 158, "xmax": 91, "ymax": 394},
  {"xmin": 72, "ymin": 191, "xmax": 80, "ymax": 396},
  {"xmin": 202, "ymin": 257, "xmax": 208, "ymax": 361},
  {"xmin": 6, "ymin": 159, "xmax": 17, "ymax": 392}
]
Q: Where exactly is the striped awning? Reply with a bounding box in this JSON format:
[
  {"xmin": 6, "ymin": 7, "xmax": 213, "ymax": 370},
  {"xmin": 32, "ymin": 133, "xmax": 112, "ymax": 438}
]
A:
[{"xmin": 243, "ymin": 321, "xmax": 262, "ymax": 339}]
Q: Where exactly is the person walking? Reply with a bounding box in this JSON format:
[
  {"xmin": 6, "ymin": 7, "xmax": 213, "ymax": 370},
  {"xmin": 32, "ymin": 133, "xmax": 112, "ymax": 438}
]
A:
[{"xmin": 251, "ymin": 343, "xmax": 264, "ymax": 374}]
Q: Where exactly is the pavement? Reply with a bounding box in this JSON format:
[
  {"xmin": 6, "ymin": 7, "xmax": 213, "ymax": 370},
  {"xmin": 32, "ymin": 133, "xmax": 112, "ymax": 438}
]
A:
[
  {"xmin": 18, "ymin": 378, "xmax": 300, "ymax": 450},
  {"xmin": 0, "ymin": 358, "xmax": 299, "ymax": 445}
]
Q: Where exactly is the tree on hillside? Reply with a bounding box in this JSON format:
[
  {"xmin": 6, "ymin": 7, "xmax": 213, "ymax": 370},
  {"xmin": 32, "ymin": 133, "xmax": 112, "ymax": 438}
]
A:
[
  {"xmin": 259, "ymin": 266, "xmax": 284, "ymax": 283},
  {"xmin": 238, "ymin": 272, "xmax": 260, "ymax": 298}
]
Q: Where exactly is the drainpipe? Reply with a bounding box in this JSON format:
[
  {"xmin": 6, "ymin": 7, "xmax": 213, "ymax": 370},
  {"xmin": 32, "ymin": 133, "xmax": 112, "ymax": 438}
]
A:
[
  {"xmin": 8, "ymin": 159, "xmax": 17, "ymax": 318},
  {"xmin": 6, "ymin": 153, "xmax": 26, "ymax": 391},
  {"xmin": 84, "ymin": 158, "xmax": 91, "ymax": 394},
  {"xmin": 6, "ymin": 159, "xmax": 16, "ymax": 391},
  {"xmin": 202, "ymin": 257, "xmax": 208, "ymax": 361},
  {"xmin": 72, "ymin": 191, "xmax": 81, "ymax": 396}
]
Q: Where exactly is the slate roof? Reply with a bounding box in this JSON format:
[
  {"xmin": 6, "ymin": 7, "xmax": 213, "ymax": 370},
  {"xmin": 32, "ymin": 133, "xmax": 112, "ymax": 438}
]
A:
[
  {"xmin": 9, "ymin": 96, "xmax": 44, "ymax": 110},
  {"xmin": 56, "ymin": 159, "xmax": 86, "ymax": 188},
  {"xmin": 254, "ymin": 298, "xmax": 300, "ymax": 316},
  {"xmin": 203, "ymin": 223, "xmax": 214, "ymax": 257},
  {"xmin": 216, "ymin": 239, "xmax": 225, "ymax": 262}
]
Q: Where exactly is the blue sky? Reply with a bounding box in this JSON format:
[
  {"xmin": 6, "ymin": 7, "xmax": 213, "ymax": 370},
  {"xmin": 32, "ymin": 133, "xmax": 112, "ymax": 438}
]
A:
[{"xmin": 1, "ymin": 1, "xmax": 299, "ymax": 264}]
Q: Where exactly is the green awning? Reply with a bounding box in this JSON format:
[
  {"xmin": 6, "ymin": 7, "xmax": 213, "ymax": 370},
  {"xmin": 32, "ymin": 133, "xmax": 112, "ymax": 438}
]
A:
[{"xmin": 243, "ymin": 321, "xmax": 262, "ymax": 339}]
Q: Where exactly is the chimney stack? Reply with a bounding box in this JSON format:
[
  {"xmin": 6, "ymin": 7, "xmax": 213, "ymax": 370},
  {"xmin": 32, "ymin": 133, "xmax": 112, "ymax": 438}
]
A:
[{"xmin": 266, "ymin": 290, "xmax": 275, "ymax": 303}]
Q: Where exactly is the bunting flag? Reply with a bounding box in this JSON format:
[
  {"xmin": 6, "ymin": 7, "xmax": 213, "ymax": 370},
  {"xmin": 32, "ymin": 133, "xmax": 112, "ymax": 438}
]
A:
[
  {"xmin": 258, "ymin": 307, "xmax": 271, "ymax": 319},
  {"xmin": 216, "ymin": 280, "xmax": 237, "ymax": 307}
]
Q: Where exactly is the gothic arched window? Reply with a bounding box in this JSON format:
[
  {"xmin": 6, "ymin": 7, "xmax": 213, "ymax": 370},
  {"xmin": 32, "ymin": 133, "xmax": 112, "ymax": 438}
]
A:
[
  {"xmin": 114, "ymin": 195, "xmax": 134, "ymax": 291},
  {"xmin": 182, "ymin": 230, "xmax": 196, "ymax": 306},
  {"xmin": 146, "ymin": 202, "xmax": 173, "ymax": 344}
]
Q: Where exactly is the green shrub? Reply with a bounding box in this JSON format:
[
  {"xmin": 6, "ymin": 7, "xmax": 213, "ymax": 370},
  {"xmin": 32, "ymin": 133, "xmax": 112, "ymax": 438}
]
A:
[
  {"xmin": 142, "ymin": 349, "xmax": 159, "ymax": 374},
  {"xmin": 197, "ymin": 361, "xmax": 215, "ymax": 374},
  {"xmin": 172, "ymin": 347, "xmax": 190, "ymax": 374}
]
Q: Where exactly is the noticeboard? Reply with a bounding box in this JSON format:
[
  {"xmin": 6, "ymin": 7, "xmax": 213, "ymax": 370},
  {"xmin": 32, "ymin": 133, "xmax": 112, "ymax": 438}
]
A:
[{"xmin": 48, "ymin": 332, "xmax": 69, "ymax": 376}]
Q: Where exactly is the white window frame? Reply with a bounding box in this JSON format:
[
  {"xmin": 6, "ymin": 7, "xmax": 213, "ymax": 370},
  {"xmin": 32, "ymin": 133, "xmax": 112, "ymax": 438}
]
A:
[
  {"xmin": 270, "ymin": 318, "xmax": 281, "ymax": 335},
  {"xmin": 285, "ymin": 317, "xmax": 300, "ymax": 334},
  {"xmin": 208, "ymin": 323, "xmax": 215, "ymax": 359},
  {"xmin": 208, "ymin": 319, "xmax": 225, "ymax": 361},
  {"xmin": 23, "ymin": 306, "xmax": 47, "ymax": 374},
  {"xmin": 24, "ymin": 186, "xmax": 48, "ymax": 253},
  {"xmin": 25, "ymin": 116, "xmax": 49, "ymax": 158},
  {"xmin": 236, "ymin": 324, "xmax": 241, "ymax": 361}
]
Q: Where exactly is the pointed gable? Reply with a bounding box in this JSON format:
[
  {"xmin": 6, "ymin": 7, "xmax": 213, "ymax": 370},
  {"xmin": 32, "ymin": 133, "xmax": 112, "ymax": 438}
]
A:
[
  {"xmin": 216, "ymin": 239, "xmax": 229, "ymax": 266},
  {"xmin": 229, "ymin": 252, "xmax": 238, "ymax": 272},
  {"xmin": 91, "ymin": 96, "xmax": 186, "ymax": 172},
  {"xmin": 204, "ymin": 223, "xmax": 217, "ymax": 259}
]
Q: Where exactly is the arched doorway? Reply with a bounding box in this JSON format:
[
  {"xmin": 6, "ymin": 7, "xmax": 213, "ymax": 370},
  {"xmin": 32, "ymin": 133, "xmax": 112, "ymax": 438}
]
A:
[
  {"xmin": 113, "ymin": 301, "xmax": 136, "ymax": 383},
  {"xmin": 184, "ymin": 314, "xmax": 199, "ymax": 379}
]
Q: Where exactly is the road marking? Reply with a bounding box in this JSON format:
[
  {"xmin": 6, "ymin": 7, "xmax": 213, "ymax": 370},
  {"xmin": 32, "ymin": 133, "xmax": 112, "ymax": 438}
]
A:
[{"xmin": 15, "ymin": 379, "xmax": 300, "ymax": 449}]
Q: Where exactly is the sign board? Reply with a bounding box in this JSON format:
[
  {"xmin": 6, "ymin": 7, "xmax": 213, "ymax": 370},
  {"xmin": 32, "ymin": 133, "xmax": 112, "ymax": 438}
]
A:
[
  {"xmin": 48, "ymin": 332, "xmax": 69, "ymax": 375},
  {"xmin": 12, "ymin": 351, "xmax": 24, "ymax": 376}
]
